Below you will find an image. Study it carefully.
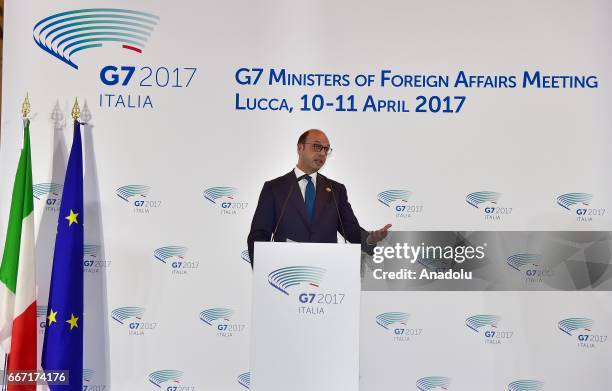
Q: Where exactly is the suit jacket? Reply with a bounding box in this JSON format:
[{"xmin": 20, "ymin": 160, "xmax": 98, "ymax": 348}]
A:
[{"xmin": 247, "ymin": 170, "xmax": 372, "ymax": 265}]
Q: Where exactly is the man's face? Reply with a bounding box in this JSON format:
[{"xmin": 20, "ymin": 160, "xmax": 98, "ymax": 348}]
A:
[{"xmin": 297, "ymin": 131, "xmax": 331, "ymax": 174}]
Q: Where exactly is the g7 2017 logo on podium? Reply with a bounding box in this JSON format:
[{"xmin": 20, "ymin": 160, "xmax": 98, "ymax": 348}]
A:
[{"xmin": 268, "ymin": 266, "xmax": 346, "ymax": 315}]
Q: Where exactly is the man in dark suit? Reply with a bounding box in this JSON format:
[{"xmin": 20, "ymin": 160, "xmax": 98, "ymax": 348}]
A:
[{"xmin": 247, "ymin": 129, "xmax": 391, "ymax": 265}]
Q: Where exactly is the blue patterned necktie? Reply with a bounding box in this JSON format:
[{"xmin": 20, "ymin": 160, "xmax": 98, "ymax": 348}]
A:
[{"xmin": 304, "ymin": 175, "xmax": 316, "ymax": 223}]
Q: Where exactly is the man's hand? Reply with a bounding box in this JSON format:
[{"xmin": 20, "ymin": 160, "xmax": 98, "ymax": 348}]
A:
[{"xmin": 366, "ymin": 224, "xmax": 392, "ymax": 245}]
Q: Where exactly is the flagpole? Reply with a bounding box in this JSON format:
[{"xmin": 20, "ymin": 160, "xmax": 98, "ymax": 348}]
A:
[
  {"xmin": 1, "ymin": 352, "xmax": 7, "ymax": 390},
  {"xmin": 0, "ymin": 95, "xmax": 33, "ymax": 391},
  {"xmin": 21, "ymin": 94, "xmax": 31, "ymax": 148}
]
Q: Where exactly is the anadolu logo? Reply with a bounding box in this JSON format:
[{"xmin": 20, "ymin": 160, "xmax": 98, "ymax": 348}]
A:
[
  {"xmin": 37, "ymin": 306, "xmax": 48, "ymax": 333},
  {"xmin": 111, "ymin": 306, "xmax": 157, "ymax": 335},
  {"xmin": 376, "ymin": 312, "xmax": 422, "ymax": 342},
  {"xmin": 154, "ymin": 245, "xmax": 199, "ymax": 275},
  {"xmin": 377, "ymin": 189, "xmax": 423, "ymax": 219},
  {"xmin": 33, "ymin": 182, "xmax": 62, "ymax": 211},
  {"xmin": 466, "ymin": 191, "xmax": 513, "ymax": 220},
  {"xmin": 507, "ymin": 380, "xmax": 544, "ymax": 391},
  {"xmin": 269, "ymin": 266, "xmax": 345, "ymax": 315},
  {"xmin": 148, "ymin": 370, "xmax": 183, "ymax": 389},
  {"xmin": 507, "ymin": 253, "xmax": 552, "ymax": 283},
  {"xmin": 556, "ymin": 193, "xmax": 605, "ymax": 222},
  {"xmin": 466, "ymin": 314, "xmax": 513, "ymax": 344},
  {"xmin": 558, "ymin": 318, "xmax": 607, "ymax": 349},
  {"xmin": 204, "ymin": 186, "xmax": 248, "ymax": 215},
  {"xmin": 416, "ymin": 376, "xmax": 451, "ymax": 391},
  {"xmin": 116, "ymin": 184, "xmax": 162, "ymax": 213},
  {"xmin": 199, "ymin": 308, "xmax": 246, "ymax": 337},
  {"xmin": 237, "ymin": 372, "xmax": 250, "ymax": 390},
  {"xmin": 33, "ymin": 8, "xmax": 159, "ymax": 70},
  {"xmin": 84, "ymin": 244, "xmax": 111, "ymax": 273}
]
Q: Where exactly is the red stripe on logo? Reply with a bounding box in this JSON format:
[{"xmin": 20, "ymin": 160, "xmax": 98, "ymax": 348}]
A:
[{"xmin": 122, "ymin": 45, "xmax": 142, "ymax": 53}]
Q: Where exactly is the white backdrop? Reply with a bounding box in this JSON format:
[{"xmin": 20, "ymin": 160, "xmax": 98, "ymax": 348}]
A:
[{"xmin": 1, "ymin": 0, "xmax": 611, "ymax": 389}]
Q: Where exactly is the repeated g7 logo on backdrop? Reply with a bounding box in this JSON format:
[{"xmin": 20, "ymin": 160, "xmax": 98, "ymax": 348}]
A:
[
  {"xmin": 237, "ymin": 372, "xmax": 250, "ymax": 390},
  {"xmin": 37, "ymin": 306, "xmax": 48, "ymax": 335},
  {"xmin": 240, "ymin": 249, "xmax": 251, "ymax": 264},
  {"xmin": 466, "ymin": 191, "xmax": 513, "ymax": 221},
  {"xmin": 199, "ymin": 307, "xmax": 246, "ymax": 337},
  {"xmin": 556, "ymin": 193, "xmax": 605, "ymax": 222},
  {"xmin": 154, "ymin": 245, "xmax": 200, "ymax": 275},
  {"xmin": 416, "ymin": 376, "xmax": 451, "ymax": 391},
  {"xmin": 506, "ymin": 253, "xmax": 553, "ymax": 283},
  {"xmin": 148, "ymin": 370, "xmax": 197, "ymax": 391},
  {"xmin": 83, "ymin": 369, "xmax": 106, "ymax": 391},
  {"xmin": 111, "ymin": 306, "xmax": 157, "ymax": 336},
  {"xmin": 377, "ymin": 189, "xmax": 423, "ymax": 219},
  {"xmin": 465, "ymin": 314, "xmax": 514, "ymax": 345},
  {"xmin": 507, "ymin": 380, "xmax": 544, "ymax": 391},
  {"xmin": 82, "ymin": 369, "xmax": 95, "ymax": 384},
  {"xmin": 268, "ymin": 266, "xmax": 345, "ymax": 316},
  {"xmin": 83, "ymin": 244, "xmax": 111, "ymax": 273},
  {"xmin": 148, "ymin": 369, "xmax": 182, "ymax": 388},
  {"xmin": 375, "ymin": 312, "xmax": 422, "ymax": 342},
  {"xmin": 558, "ymin": 318, "xmax": 607, "ymax": 349},
  {"xmin": 33, "ymin": 8, "xmax": 197, "ymax": 110},
  {"xmin": 33, "ymin": 182, "xmax": 63, "ymax": 212},
  {"xmin": 204, "ymin": 187, "xmax": 249, "ymax": 215},
  {"xmin": 116, "ymin": 184, "xmax": 162, "ymax": 214}
]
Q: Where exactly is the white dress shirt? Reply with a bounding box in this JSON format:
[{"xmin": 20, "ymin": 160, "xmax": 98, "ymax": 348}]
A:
[{"xmin": 294, "ymin": 167, "xmax": 317, "ymax": 201}]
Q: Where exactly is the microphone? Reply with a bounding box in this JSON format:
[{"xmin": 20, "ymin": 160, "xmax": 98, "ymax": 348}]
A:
[
  {"xmin": 323, "ymin": 176, "xmax": 348, "ymax": 244},
  {"xmin": 271, "ymin": 174, "xmax": 307, "ymax": 242}
]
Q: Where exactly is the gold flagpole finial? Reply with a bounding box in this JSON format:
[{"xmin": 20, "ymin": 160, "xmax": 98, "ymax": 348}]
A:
[
  {"xmin": 22, "ymin": 94, "xmax": 31, "ymax": 119},
  {"xmin": 71, "ymin": 98, "xmax": 81, "ymax": 121}
]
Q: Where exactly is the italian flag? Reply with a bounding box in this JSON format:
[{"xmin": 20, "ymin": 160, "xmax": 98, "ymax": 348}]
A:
[{"xmin": 0, "ymin": 120, "xmax": 36, "ymax": 388}]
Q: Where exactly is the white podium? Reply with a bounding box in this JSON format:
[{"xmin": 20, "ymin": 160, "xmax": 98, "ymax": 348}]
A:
[{"xmin": 250, "ymin": 242, "xmax": 361, "ymax": 391}]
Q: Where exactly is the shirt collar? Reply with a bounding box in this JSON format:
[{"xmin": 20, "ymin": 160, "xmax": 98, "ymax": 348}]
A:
[{"xmin": 294, "ymin": 166, "xmax": 317, "ymax": 183}]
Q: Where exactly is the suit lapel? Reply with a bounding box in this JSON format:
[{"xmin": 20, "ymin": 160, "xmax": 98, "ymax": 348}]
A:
[
  {"xmin": 286, "ymin": 171, "xmax": 310, "ymax": 227},
  {"xmin": 313, "ymin": 174, "xmax": 330, "ymax": 225}
]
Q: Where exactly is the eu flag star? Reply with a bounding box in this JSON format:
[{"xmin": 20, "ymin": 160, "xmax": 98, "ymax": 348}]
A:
[
  {"xmin": 65, "ymin": 209, "xmax": 79, "ymax": 226},
  {"xmin": 66, "ymin": 313, "xmax": 79, "ymax": 330},
  {"xmin": 47, "ymin": 309, "xmax": 58, "ymax": 326}
]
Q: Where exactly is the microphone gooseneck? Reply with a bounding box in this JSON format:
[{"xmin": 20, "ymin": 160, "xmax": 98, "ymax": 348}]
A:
[
  {"xmin": 325, "ymin": 176, "xmax": 348, "ymax": 244},
  {"xmin": 271, "ymin": 174, "xmax": 306, "ymax": 242}
]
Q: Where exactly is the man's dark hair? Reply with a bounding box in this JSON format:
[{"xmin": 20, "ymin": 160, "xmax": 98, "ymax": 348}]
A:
[{"xmin": 297, "ymin": 130, "xmax": 311, "ymax": 145}]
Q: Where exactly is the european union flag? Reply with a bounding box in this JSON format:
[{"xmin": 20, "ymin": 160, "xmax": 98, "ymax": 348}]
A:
[{"xmin": 42, "ymin": 120, "xmax": 83, "ymax": 390}]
